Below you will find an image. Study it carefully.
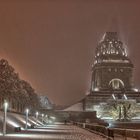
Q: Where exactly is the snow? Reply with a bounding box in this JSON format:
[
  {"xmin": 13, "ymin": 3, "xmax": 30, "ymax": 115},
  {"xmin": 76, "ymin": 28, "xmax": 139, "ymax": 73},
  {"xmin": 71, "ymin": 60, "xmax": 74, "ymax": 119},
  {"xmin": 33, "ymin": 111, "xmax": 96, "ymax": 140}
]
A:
[
  {"xmin": 0, "ymin": 111, "xmax": 138, "ymax": 140},
  {"xmin": 0, "ymin": 124, "xmax": 107, "ymax": 140},
  {"xmin": 0, "ymin": 111, "xmax": 42, "ymax": 133},
  {"xmin": 0, "ymin": 111, "xmax": 104, "ymax": 139},
  {"xmin": 63, "ymin": 102, "xmax": 84, "ymax": 111}
]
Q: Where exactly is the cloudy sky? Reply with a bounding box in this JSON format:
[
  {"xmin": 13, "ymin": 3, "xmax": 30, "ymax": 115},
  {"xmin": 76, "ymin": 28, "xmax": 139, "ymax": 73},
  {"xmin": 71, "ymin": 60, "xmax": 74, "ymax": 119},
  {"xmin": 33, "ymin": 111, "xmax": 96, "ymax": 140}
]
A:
[{"xmin": 0, "ymin": 0, "xmax": 140, "ymax": 105}]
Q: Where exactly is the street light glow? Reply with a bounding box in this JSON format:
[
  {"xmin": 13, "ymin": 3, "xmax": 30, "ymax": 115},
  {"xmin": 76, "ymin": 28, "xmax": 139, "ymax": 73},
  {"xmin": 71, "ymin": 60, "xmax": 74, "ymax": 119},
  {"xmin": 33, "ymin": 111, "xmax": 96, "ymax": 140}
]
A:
[
  {"xmin": 112, "ymin": 94, "xmax": 116, "ymax": 100},
  {"xmin": 50, "ymin": 116, "xmax": 56, "ymax": 120},
  {"xmin": 133, "ymin": 88, "xmax": 139, "ymax": 92},
  {"xmin": 26, "ymin": 109, "xmax": 29, "ymax": 113},
  {"xmin": 94, "ymin": 88, "xmax": 99, "ymax": 91},
  {"xmin": 36, "ymin": 112, "xmax": 39, "ymax": 116},
  {"xmin": 4, "ymin": 101, "xmax": 8, "ymax": 109},
  {"xmin": 124, "ymin": 94, "xmax": 128, "ymax": 100}
]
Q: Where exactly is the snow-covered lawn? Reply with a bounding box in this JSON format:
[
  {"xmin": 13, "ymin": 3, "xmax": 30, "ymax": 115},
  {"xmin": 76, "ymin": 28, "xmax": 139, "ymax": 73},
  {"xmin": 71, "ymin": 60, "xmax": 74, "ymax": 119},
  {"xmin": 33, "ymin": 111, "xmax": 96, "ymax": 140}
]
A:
[
  {"xmin": 0, "ymin": 124, "xmax": 138, "ymax": 140},
  {"xmin": 0, "ymin": 124, "xmax": 107, "ymax": 140}
]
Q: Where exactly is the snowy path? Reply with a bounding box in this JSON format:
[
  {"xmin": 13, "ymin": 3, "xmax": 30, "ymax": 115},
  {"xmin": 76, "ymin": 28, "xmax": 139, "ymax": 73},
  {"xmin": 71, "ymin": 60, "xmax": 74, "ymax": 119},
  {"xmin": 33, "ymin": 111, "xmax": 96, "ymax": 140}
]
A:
[{"xmin": 0, "ymin": 124, "xmax": 107, "ymax": 140}]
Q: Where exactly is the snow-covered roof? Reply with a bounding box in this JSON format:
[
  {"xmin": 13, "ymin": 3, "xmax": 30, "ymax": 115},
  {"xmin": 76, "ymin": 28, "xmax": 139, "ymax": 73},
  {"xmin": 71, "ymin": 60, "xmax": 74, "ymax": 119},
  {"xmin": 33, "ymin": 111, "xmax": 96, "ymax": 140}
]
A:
[{"xmin": 63, "ymin": 102, "xmax": 84, "ymax": 112}]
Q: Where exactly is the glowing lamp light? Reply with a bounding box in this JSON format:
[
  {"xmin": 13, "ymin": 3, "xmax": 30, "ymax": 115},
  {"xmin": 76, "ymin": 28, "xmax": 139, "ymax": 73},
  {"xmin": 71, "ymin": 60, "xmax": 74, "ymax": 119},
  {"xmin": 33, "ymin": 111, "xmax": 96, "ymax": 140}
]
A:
[
  {"xmin": 94, "ymin": 88, "xmax": 99, "ymax": 91},
  {"xmin": 7, "ymin": 119, "xmax": 22, "ymax": 128},
  {"xmin": 112, "ymin": 94, "xmax": 116, "ymax": 100},
  {"xmin": 94, "ymin": 60, "xmax": 97, "ymax": 64},
  {"xmin": 124, "ymin": 94, "xmax": 128, "ymax": 100},
  {"xmin": 4, "ymin": 102, "xmax": 8, "ymax": 109},
  {"xmin": 36, "ymin": 112, "xmax": 39, "ymax": 116},
  {"xmin": 48, "ymin": 120, "xmax": 53, "ymax": 124},
  {"xmin": 28, "ymin": 119, "xmax": 37, "ymax": 125},
  {"xmin": 26, "ymin": 109, "xmax": 29, "ymax": 114},
  {"xmin": 133, "ymin": 88, "xmax": 139, "ymax": 92},
  {"xmin": 50, "ymin": 116, "xmax": 56, "ymax": 120}
]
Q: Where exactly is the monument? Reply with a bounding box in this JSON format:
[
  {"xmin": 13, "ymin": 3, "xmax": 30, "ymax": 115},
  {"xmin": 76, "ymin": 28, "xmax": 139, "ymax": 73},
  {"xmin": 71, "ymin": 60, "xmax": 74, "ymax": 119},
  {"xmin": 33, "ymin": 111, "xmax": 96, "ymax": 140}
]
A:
[
  {"xmin": 83, "ymin": 32, "xmax": 140, "ymax": 119},
  {"xmin": 64, "ymin": 32, "xmax": 140, "ymax": 122}
]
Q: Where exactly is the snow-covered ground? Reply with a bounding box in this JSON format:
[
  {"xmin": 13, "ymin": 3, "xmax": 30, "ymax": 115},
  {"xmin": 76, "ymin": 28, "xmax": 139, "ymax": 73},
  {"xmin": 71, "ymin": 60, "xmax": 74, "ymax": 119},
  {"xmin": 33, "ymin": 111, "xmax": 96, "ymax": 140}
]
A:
[
  {"xmin": 0, "ymin": 111, "xmax": 43, "ymax": 133},
  {"xmin": 0, "ymin": 124, "xmax": 107, "ymax": 140},
  {"xmin": 0, "ymin": 112, "xmax": 138, "ymax": 140},
  {"xmin": 0, "ymin": 111, "xmax": 107, "ymax": 139}
]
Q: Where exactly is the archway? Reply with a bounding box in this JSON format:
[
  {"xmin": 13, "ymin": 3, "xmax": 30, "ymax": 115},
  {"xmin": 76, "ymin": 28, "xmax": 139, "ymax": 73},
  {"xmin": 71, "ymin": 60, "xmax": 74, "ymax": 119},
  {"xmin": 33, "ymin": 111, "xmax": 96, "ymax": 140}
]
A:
[{"xmin": 109, "ymin": 78, "xmax": 124, "ymax": 90}]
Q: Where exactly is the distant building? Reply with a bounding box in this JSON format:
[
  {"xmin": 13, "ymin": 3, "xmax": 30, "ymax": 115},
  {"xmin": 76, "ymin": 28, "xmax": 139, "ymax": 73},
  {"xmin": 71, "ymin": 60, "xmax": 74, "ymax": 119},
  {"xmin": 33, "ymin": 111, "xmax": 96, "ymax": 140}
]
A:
[{"xmin": 39, "ymin": 95, "xmax": 53, "ymax": 110}]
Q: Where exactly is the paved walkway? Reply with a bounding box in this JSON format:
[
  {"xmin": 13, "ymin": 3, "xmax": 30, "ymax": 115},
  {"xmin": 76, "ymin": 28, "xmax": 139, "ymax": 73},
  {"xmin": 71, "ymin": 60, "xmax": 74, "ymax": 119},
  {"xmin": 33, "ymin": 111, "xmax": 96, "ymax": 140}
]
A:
[{"xmin": 0, "ymin": 124, "xmax": 107, "ymax": 140}]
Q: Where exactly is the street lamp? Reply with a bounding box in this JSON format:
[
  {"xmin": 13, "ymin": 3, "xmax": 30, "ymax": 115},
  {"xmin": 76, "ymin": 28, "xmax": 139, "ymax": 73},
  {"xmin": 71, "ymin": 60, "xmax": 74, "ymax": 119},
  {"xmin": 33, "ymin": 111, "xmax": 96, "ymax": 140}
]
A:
[
  {"xmin": 41, "ymin": 114, "xmax": 44, "ymax": 124},
  {"xmin": 3, "ymin": 100, "xmax": 8, "ymax": 136},
  {"xmin": 35, "ymin": 111, "xmax": 39, "ymax": 126},
  {"xmin": 25, "ymin": 109, "xmax": 29, "ymax": 130},
  {"xmin": 35, "ymin": 111, "xmax": 39, "ymax": 119}
]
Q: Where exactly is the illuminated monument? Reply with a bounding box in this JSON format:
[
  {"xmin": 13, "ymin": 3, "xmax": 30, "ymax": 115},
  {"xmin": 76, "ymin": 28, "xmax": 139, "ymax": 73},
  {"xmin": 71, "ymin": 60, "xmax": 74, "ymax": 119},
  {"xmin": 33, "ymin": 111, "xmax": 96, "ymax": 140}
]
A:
[{"xmin": 84, "ymin": 32, "xmax": 140, "ymax": 111}]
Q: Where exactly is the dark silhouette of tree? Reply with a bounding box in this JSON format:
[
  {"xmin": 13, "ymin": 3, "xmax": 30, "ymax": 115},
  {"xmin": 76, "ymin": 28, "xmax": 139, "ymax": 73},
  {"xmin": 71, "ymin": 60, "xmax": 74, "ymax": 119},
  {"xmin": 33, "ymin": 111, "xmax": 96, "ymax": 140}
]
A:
[
  {"xmin": 21, "ymin": 80, "xmax": 40, "ymax": 110},
  {"xmin": 0, "ymin": 59, "xmax": 40, "ymax": 112}
]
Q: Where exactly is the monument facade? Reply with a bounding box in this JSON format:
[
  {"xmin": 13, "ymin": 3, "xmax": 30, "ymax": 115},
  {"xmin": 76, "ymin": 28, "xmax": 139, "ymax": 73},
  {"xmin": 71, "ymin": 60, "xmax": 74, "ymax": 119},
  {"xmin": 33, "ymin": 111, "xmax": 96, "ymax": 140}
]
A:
[{"xmin": 84, "ymin": 32, "xmax": 140, "ymax": 111}]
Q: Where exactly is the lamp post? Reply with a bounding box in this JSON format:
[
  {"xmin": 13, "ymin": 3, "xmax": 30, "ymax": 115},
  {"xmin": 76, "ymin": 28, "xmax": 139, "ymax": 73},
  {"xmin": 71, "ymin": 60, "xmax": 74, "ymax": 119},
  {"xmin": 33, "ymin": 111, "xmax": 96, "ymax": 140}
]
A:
[
  {"xmin": 35, "ymin": 111, "xmax": 39, "ymax": 126},
  {"xmin": 3, "ymin": 100, "xmax": 8, "ymax": 136},
  {"xmin": 41, "ymin": 114, "xmax": 44, "ymax": 124},
  {"xmin": 25, "ymin": 109, "xmax": 29, "ymax": 130}
]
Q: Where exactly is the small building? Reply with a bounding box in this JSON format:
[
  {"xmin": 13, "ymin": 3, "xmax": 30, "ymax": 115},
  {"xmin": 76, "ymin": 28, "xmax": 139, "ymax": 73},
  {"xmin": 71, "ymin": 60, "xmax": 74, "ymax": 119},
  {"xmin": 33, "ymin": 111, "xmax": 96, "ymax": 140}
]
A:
[{"xmin": 38, "ymin": 95, "xmax": 53, "ymax": 110}]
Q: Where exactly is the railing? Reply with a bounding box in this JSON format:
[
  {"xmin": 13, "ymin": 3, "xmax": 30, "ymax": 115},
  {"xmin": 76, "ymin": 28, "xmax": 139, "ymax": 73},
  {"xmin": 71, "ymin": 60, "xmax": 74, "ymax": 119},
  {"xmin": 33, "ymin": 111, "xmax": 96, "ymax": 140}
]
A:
[{"xmin": 73, "ymin": 122, "xmax": 140, "ymax": 140}]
